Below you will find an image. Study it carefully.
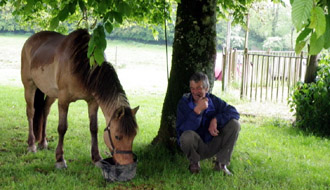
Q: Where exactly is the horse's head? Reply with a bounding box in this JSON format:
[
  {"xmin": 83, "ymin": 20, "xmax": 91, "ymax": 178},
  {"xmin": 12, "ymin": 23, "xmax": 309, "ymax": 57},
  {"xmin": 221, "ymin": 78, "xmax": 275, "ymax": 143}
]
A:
[{"xmin": 104, "ymin": 106, "xmax": 139, "ymax": 165}]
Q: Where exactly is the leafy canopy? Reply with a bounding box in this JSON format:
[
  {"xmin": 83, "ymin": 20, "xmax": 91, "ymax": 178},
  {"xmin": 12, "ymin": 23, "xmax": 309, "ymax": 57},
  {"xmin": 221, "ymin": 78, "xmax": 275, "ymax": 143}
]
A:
[
  {"xmin": 291, "ymin": 0, "xmax": 330, "ymax": 55},
  {"xmin": 0, "ymin": 0, "xmax": 171, "ymax": 65},
  {"xmin": 1, "ymin": 0, "xmax": 261, "ymax": 65}
]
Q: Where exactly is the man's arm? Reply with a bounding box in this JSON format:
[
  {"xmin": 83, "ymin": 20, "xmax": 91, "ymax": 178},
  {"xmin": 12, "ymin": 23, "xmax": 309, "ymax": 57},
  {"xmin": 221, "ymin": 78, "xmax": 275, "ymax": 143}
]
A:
[
  {"xmin": 176, "ymin": 98, "xmax": 203, "ymax": 133},
  {"xmin": 208, "ymin": 117, "xmax": 219, "ymax": 136},
  {"xmin": 212, "ymin": 95, "xmax": 240, "ymax": 128}
]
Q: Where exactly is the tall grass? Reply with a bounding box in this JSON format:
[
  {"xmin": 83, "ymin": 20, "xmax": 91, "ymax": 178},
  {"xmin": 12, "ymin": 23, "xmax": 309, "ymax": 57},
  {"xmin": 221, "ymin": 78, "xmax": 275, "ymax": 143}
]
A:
[{"xmin": 0, "ymin": 85, "xmax": 329, "ymax": 190}]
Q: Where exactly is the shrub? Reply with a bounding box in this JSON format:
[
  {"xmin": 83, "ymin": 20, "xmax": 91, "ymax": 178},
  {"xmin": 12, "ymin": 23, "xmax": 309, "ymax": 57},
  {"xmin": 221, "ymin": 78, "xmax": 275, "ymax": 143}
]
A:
[{"xmin": 289, "ymin": 53, "xmax": 330, "ymax": 136}]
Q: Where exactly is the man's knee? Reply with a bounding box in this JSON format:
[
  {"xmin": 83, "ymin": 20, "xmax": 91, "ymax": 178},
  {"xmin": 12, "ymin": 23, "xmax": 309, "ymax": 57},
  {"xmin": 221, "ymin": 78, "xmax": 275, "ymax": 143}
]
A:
[
  {"xmin": 180, "ymin": 130, "xmax": 198, "ymax": 146},
  {"xmin": 231, "ymin": 119, "xmax": 241, "ymax": 133},
  {"xmin": 223, "ymin": 119, "xmax": 241, "ymax": 134}
]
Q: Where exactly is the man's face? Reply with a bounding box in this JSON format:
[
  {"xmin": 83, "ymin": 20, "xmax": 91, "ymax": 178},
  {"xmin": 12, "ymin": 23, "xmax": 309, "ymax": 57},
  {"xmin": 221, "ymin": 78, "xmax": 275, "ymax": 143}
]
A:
[{"xmin": 190, "ymin": 80, "xmax": 208, "ymax": 102}]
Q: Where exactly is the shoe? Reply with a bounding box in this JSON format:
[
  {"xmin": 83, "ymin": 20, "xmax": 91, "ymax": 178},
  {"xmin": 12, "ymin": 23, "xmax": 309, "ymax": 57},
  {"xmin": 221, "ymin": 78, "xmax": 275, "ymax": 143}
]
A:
[
  {"xmin": 214, "ymin": 161, "xmax": 233, "ymax": 176},
  {"xmin": 189, "ymin": 161, "xmax": 200, "ymax": 174}
]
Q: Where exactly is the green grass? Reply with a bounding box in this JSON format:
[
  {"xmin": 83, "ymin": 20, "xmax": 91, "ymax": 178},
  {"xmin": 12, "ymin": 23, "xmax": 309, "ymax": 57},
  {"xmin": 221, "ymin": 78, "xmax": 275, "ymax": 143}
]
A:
[
  {"xmin": 0, "ymin": 34, "xmax": 329, "ymax": 189},
  {"xmin": 1, "ymin": 85, "xmax": 330, "ymax": 190}
]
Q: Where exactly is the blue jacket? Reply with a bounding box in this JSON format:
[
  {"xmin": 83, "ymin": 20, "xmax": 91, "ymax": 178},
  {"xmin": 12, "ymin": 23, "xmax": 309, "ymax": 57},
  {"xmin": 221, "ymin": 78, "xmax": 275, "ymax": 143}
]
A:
[{"xmin": 176, "ymin": 93, "xmax": 240, "ymax": 144}]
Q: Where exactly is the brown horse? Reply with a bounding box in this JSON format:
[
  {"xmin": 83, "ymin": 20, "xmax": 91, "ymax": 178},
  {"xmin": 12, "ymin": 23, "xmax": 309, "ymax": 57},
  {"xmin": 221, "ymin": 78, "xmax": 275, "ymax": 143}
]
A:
[{"xmin": 21, "ymin": 29, "xmax": 139, "ymax": 169}]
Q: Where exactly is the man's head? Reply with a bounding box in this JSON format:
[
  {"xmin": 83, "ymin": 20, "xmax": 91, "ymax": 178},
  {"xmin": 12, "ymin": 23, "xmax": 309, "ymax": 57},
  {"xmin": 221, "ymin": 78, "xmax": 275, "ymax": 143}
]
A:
[{"xmin": 189, "ymin": 72, "xmax": 209, "ymax": 102}]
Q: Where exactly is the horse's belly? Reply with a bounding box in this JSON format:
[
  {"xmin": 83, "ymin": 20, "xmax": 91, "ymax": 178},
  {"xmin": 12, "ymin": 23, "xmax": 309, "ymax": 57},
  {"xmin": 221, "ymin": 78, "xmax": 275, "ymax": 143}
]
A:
[{"xmin": 31, "ymin": 67, "xmax": 58, "ymax": 98}]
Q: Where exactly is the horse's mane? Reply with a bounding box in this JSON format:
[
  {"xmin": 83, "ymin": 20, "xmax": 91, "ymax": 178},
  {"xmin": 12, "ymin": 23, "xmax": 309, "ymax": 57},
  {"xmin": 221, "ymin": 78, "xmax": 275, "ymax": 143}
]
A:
[
  {"xmin": 117, "ymin": 107, "xmax": 138, "ymax": 137},
  {"xmin": 67, "ymin": 29, "xmax": 128, "ymax": 108}
]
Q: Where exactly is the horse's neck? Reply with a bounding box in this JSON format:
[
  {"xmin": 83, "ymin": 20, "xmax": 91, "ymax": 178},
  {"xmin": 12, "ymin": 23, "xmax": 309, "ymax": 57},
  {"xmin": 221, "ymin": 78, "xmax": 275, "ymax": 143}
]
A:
[{"xmin": 99, "ymin": 93, "xmax": 129, "ymax": 124}]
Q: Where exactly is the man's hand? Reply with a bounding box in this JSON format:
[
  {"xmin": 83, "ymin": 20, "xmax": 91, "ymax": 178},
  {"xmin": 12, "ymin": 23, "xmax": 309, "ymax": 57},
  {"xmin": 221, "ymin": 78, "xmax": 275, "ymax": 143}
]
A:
[
  {"xmin": 208, "ymin": 118, "xmax": 219, "ymax": 136},
  {"xmin": 193, "ymin": 97, "xmax": 208, "ymax": 115}
]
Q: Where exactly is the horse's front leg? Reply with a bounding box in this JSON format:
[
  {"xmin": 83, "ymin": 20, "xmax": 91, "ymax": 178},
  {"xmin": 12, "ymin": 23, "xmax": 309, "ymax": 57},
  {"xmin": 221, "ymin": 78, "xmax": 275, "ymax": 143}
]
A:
[
  {"xmin": 55, "ymin": 101, "xmax": 69, "ymax": 169},
  {"xmin": 88, "ymin": 100, "xmax": 102, "ymax": 167},
  {"xmin": 38, "ymin": 96, "xmax": 56, "ymax": 150}
]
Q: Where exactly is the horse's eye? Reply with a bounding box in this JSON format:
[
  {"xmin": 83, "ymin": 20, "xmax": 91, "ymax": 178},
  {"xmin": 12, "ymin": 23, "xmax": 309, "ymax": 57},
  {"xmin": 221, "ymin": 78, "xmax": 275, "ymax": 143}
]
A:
[{"xmin": 115, "ymin": 136, "xmax": 122, "ymax": 140}]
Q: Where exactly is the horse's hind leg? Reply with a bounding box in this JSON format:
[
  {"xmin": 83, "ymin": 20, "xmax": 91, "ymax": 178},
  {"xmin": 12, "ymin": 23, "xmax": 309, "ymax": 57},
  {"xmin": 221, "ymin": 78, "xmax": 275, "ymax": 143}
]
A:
[
  {"xmin": 88, "ymin": 100, "xmax": 102, "ymax": 167},
  {"xmin": 38, "ymin": 96, "xmax": 56, "ymax": 150},
  {"xmin": 55, "ymin": 100, "xmax": 69, "ymax": 169},
  {"xmin": 23, "ymin": 84, "xmax": 37, "ymax": 152}
]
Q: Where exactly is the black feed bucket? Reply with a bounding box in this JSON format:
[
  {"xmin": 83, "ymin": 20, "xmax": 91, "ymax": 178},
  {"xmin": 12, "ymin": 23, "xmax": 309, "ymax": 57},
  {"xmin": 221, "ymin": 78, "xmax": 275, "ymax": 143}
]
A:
[{"xmin": 100, "ymin": 155, "xmax": 138, "ymax": 182}]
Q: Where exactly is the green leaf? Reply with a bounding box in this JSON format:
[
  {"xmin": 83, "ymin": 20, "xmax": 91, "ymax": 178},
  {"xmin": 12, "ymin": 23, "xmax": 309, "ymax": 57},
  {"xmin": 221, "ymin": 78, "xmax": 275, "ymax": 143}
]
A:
[
  {"xmin": 309, "ymin": 7, "xmax": 326, "ymax": 38},
  {"xmin": 78, "ymin": 0, "xmax": 86, "ymax": 12},
  {"xmin": 295, "ymin": 40, "xmax": 306, "ymax": 54},
  {"xmin": 296, "ymin": 28, "xmax": 312, "ymax": 43},
  {"xmin": 89, "ymin": 55, "xmax": 95, "ymax": 66},
  {"xmin": 0, "ymin": 0, "xmax": 7, "ymax": 6},
  {"xmin": 103, "ymin": 11, "xmax": 111, "ymax": 22},
  {"xmin": 117, "ymin": 1, "xmax": 131, "ymax": 16},
  {"xmin": 49, "ymin": 16, "xmax": 59, "ymax": 30},
  {"xmin": 104, "ymin": 22, "xmax": 113, "ymax": 33},
  {"xmin": 292, "ymin": 0, "xmax": 313, "ymax": 31},
  {"xmin": 94, "ymin": 25, "xmax": 106, "ymax": 50},
  {"xmin": 87, "ymin": 36, "xmax": 95, "ymax": 58},
  {"xmin": 94, "ymin": 47, "xmax": 104, "ymax": 65},
  {"xmin": 151, "ymin": 28, "xmax": 159, "ymax": 40},
  {"xmin": 113, "ymin": 12, "xmax": 123, "ymax": 24},
  {"xmin": 87, "ymin": 0, "xmax": 94, "ymax": 6},
  {"xmin": 310, "ymin": 32, "xmax": 324, "ymax": 55},
  {"xmin": 24, "ymin": 0, "xmax": 34, "ymax": 12},
  {"xmin": 324, "ymin": 14, "xmax": 330, "ymax": 49},
  {"xmin": 68, "ymin": 1, "xmax": 77, "ymax": 15},
  {"xmin": 58, "ymin": 5, "xmax": 69, "ymax": 21},
  {"xmin": 97, "ymin": 0, "xmax": 107, "ymax": 13},
  {"xmin": 103, "ymin": 11, "xmax": 116, "ymax": 22}
]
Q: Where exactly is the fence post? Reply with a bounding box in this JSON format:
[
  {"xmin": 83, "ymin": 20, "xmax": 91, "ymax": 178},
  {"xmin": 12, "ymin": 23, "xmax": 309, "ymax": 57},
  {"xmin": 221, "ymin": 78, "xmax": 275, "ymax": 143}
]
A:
[
  {"xmin": 232, "ymin": 48, "xmax": 237, "ymax": 81},
  {"xmin": 240, "ymin": 48, "xmax": 248, "ymax": 99},
  {"xmin": 249, "ymin": 55, "xmax": 255, "ymax": 101},
  {"xmin": 222, "ymin": 47, "xmax": 227, "ymax": 91},
  {"xmin": 299, "ymin": 52, "xmax": 304, "ymax": 81},
  {"xmin": 228, "ymin": 48, "xmax": 233, "ymax": 85}
]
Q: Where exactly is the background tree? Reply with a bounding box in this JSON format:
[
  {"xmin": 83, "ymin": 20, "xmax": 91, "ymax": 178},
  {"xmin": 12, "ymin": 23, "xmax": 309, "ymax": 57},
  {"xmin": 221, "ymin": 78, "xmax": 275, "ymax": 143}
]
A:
[{"xmin": 248, "ymin": 1, "xmax": 294, "ymax": 50}]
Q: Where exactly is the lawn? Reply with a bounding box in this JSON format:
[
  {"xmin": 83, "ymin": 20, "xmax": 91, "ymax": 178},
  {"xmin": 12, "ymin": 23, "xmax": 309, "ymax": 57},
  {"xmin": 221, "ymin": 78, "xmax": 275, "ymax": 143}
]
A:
[
  {"xmin": 0, "ymin": 85, "xmax": 329, "ymax": 190},
  {"xmin": 0, "ymin": 34, "xmax": 329, "ymax": 189}
]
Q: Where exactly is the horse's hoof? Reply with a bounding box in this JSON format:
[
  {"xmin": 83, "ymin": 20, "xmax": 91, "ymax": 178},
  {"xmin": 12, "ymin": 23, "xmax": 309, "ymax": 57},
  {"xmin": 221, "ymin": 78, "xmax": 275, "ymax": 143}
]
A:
[
  {"xmin": 38, "ymin": 141, "xmax": 48, "ymax": 150},
  {"xmin": 94, "ymin": 160, "xmax": 103, "ymax": 168},
  {"xmin": 55, "ymin": 160, "xmax": 67, "ymax": 169},
  {"xmin": 28, "ymin": 145, "xmax": 37, "ymax": 153}
]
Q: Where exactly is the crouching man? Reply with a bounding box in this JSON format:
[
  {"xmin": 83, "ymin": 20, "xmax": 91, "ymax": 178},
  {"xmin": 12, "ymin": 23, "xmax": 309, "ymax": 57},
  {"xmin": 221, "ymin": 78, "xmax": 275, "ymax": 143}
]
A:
[{"xmin": 176, "ymin": 72, "xmax": 240, "ymax": 175}]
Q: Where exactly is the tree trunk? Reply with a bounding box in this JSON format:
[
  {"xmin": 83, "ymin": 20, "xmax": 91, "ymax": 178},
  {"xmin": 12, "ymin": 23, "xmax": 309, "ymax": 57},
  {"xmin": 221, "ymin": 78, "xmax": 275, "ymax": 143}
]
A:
[
  {"xmin": 271, "ymin": 3, "xmax": 279, "ymax": 36},
  {"xmin": 304, "ymin": 54, "xmax": 319, "ymax": 83},
  {"xmin": 152, "ymin": 0, "xmax": 217, "ymax": 148}
]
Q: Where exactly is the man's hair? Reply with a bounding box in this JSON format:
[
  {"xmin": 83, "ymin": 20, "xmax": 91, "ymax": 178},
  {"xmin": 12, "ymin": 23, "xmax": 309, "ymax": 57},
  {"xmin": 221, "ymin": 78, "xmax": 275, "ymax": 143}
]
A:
[{"xmin": 189, "ymin": 72, "xmax": 209, "ymax": 89}]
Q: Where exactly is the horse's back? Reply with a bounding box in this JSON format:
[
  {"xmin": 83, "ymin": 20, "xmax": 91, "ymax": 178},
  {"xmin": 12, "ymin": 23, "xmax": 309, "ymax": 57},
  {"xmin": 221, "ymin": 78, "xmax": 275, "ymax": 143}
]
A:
[
  {"xmin": 21, "ymin": 29, "xmax": 95, "ymax": 100},
  {"xmin": 22, "ymin": 31, "xmax": 64, "ymax": 66},
  {"xmin": 21, "ymin": 31, "xmax": 65, "ymax": 97}
]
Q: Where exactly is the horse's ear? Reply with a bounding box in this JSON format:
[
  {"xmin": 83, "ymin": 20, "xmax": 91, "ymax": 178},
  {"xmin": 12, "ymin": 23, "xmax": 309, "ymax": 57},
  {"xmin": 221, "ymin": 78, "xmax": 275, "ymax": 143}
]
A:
[
  {"xmin": 115, "ymin": 107, "xmax": 125, "ymax": 119},
  {"xmin": 131, "ymin": 106, "xmax": 139, "ymax": 115}
]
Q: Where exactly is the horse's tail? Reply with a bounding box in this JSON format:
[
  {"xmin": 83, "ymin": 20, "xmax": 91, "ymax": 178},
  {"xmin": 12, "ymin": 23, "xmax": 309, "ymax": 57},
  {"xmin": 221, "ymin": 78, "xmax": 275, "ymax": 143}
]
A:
[{"xmin": 33, "ymin": 88, "xmax": 46, "ymax": 142}]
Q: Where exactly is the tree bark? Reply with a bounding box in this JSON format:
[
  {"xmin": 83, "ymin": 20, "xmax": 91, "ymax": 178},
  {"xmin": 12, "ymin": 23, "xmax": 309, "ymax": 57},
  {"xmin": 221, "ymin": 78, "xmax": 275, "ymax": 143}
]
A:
[
  {"xmin": 152, "ymin": 0, "xmax": 217, "ymax": 148},
  {"xmin": 304, "ymin": 54, "xmax": 319, "ymax": 83}
]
